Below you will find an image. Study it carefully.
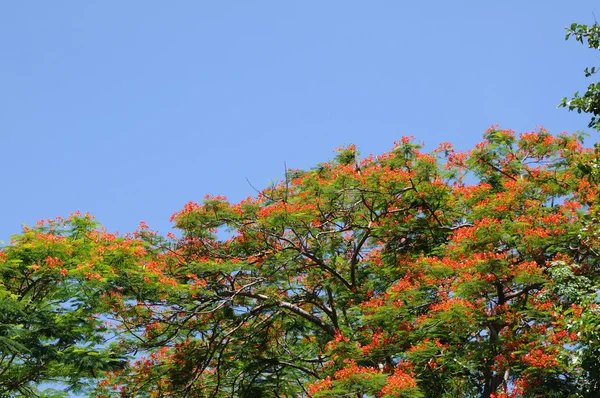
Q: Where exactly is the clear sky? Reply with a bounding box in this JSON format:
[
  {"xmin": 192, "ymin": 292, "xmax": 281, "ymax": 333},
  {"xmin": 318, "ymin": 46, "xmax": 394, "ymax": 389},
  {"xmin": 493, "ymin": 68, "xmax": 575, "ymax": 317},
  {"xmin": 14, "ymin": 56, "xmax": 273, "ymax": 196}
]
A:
[{"xmin": 1, "ymin": 1, "xmax": 599, "ymax": 242}]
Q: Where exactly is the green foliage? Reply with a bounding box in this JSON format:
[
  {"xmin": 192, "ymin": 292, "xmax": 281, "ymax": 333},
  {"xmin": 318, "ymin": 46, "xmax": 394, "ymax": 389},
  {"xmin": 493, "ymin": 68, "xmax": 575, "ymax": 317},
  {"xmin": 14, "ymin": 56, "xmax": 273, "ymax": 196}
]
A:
[
  {"xmin": 0, "ymin": 214, "xmax": 130, "ymax": 396},
  {"xmin": 560, "ymin": 22, "xmax": 600, "ymax": 130}
]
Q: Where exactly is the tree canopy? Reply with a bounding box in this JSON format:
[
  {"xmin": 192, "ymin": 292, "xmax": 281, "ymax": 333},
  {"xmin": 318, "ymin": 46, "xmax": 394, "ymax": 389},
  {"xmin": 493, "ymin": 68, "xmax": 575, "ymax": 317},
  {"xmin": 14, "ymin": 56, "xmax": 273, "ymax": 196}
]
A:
[
  {"xmin": 560, "ymin": 21, "xmax": 600, "ymax": 130},
  {"xmin": 2, "ymin": 127, "xmax": 600, "ymax": 397}
]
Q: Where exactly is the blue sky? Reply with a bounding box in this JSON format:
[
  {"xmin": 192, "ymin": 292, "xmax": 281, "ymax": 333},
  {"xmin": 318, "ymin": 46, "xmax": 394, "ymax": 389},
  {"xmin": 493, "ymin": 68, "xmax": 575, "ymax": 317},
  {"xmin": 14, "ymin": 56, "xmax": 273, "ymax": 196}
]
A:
[{"xmin": 1, "ymin": 1, "xmax": 599, "ymax": 242}]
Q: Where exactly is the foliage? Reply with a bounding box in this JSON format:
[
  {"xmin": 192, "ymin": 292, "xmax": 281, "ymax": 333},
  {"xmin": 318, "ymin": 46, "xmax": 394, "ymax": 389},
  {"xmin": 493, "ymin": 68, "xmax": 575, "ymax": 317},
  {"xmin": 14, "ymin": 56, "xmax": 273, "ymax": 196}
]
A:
[
  {"xmin": 3, "ymin": 128, "xmax": 600, "ymax": 397},
  {"xmin": 560, "ymin": 22, "xmax": 600, "ymax": 130},
  {"xmin": 0, "ymin": 213, "xmax": 135, "ymax": 397}
]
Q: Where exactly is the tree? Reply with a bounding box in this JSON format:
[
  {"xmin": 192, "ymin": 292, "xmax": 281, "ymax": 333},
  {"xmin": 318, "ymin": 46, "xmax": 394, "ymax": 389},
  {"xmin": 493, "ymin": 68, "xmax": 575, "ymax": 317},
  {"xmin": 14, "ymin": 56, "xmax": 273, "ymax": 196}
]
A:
[
  {"xmin": 2, "ymin": 129, "xmax": 598, "ymax": 397},
  {"xmin": 76, "ymin": 128, "xmax": 598, "ymax": 397},
  {"xmin": 560, "ymin": 22, "xmax": 600, "ymax": 130},
  {"xmin": 0, "ymin": 213, "xmax": 136, "ymax": 397}
]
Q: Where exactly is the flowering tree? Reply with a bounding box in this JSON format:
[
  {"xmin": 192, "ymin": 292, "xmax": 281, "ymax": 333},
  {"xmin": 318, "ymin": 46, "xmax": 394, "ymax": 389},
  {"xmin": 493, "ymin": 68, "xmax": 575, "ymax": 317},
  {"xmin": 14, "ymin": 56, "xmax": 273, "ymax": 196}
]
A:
[
  {"xmin": 2, "ymin": 128, "xmax": 600, "ymax": 397},
  {"xmin": 0, "ymin": 213, "xmax": 140, "ymax": 397},
  {"xmin": 92, "ymin": 128, "xmax": 599, "ymax": 397}
]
